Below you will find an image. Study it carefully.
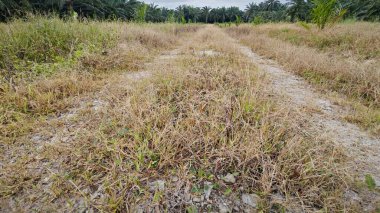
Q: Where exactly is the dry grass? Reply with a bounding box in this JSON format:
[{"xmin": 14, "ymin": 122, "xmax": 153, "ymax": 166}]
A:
[
  {"xmin": 226, "ymin": 23, "xmax": 380, "ymax": 133},
  {"xmin": 0, "ymin": 20, "xmax": 201, "ymax": 142},
  {"xmin": 253, "ymin": 22, "xmax": 380, "ymax": 60},
  {"xmin": 0, "ymin": 25, "xmax": 350, "ymax": 212}
]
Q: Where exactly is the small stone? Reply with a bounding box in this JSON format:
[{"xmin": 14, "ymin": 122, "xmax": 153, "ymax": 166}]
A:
[
  {"xmin": 375, "ymin": 177, "xmax": 380, "ymax": 188},
  {"xmin": 185, "ymin": 193, "xmax": 191, "ymax": 201},
  {"xmin": 193, "ymin": 197, "xmax": 202, "ymax": 202},
  {"xmin": 218, "ymin": 203, "xmax": 231, "ymax": 213},
  {"xmin": 344, "ymin": 190, "xmax": 362, "ymax": 205},
  {"xmin": 148, "ymin": 180, "xmax": 165, "ymax": 191},
  {"xmin": 42, "ymin": 177, "xmax": 50, "ymax": 184},
  {"xmin": 171, "ymin": 176, "xmax": 179, "ymax": 182},
  {"xmin": 204, "ymin": 181, "xmax": 213, "ymax": 200},
  {"xmin": 242, "ymin": 194, "xmax": 259, "ymax": 208},
  {"xmin": 222, "ymin": 173, "xmax": 236, "ymax": 184},
  {"xmin": 233, "ymin": 206, "xmax": 240, "ymax": 211},
  {"xmin": 135, "ymin": 206, "xmax": 144, "ymax": 213},
  {"xmin": 61, "ymin": 136, "xmax": 69, "ymax": 142}
]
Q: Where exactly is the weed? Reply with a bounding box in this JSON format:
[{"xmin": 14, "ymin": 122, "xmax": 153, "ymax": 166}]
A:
[{"xmin": 365, "ymin": 174, "xmax": 376, "ymax": 190}]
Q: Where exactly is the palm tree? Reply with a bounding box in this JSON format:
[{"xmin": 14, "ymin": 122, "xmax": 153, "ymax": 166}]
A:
[
  {"xmin": 202, "ymin": 6, "xmax": 210, "ymax": 23},
  {"xmin": 245, "ymin": 3, "xmax": 259, "ymax": 21},
  {"xmin": 287, "ymin": 0, "xmax": 312, "ymax": 22},
  {"xmin": 266, "ymin": 0, "xmax": 281, "ymax": 11}
]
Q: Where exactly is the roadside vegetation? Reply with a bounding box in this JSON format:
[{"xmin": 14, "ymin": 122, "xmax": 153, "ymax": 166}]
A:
[{"xmin": 0, "ymin": 16, "xmax": 200, "ymax": 144}]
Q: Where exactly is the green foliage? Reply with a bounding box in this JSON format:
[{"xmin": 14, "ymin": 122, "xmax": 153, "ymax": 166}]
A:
[
  {"xmin": 186, "ymin": 206, "xmax": 198, "ymax": 213},
  {"xmin": 287, "ymin": 0, "xmax": 313, "ymax": 22},
  {"xmin": 297, "ymin": 21, "xmax": 311, "ymax": 30},
  {"xmin": 343, "ymin": 0, "xmax": 380, "ymax": 21},
  {"xmin": 311, "ymin": 0, "xmax": 347, "ymax": 29},
  {"xmin": 0, "ymin": 0, "xmax": 378, "ymax": 24},
  {"xmin": 252, "ymin": 16, "xmax": 264, "ymax": 25},
  {"xmin": 181, "ymin": 15, "xmax": 186, "ymax": 24},
  {"xmin": 235, "ymin": 15, "xmax": 242, "ymax": 26},
  {"xmin": 365, "ymin": 174, "xmax": 376, "ymax": 190},
  {"xmin": 136, "ymin": 4, "xmax": 147, "ymax": 23},
  {"xmin": 167, "ymin": 11, "xmax": 175, "ymax": 23},
  {"xmin": 0, "ymin": 17, "xmax": 116, "ymax": 81}
]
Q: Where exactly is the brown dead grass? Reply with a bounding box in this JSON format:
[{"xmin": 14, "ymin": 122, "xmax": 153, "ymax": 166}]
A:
[
  {"xmin": 0, "ymin": 23, "xmax": 201, "ymax": 142},
  {"xmin": 252, "ymin": 22, "xmax": 380, "ymax": 60},
  {"xmin": 226, "ymin": 23, "xmax": 380, "ymax": 133}
]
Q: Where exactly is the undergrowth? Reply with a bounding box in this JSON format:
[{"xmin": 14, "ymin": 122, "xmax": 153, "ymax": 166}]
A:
[
  {"xmin": 0, "ymin": 18, "xmax": 201, "ymax": 142},
  {"xmin": 0, "ymin": 17, "xmax": 117, "ymax": 82}
]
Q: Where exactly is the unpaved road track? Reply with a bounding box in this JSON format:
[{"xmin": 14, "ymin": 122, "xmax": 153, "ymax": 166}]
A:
[
  {"xmin": 236, "ymin": 41, "xmax": 380, "ymax": 183},
  {"xmin": 224, "ymin": 26, "xmax": 380, "ymax": 209}
]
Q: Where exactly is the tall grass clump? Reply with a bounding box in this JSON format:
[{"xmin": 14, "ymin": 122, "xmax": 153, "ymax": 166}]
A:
[{"xmin": 0, "ymin": 17, "xmax": 117, "ymax": 82}]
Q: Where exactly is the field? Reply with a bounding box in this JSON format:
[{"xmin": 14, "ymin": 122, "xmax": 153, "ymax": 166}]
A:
[{"xmin": 0, "ymin": 18, "xmax": 379, "ymax": 212}]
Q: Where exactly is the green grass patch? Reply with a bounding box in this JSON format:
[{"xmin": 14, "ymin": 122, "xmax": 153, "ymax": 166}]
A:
[{"xmin": 0, "ymin": 17, "xmax": 118, "ymax": 81}]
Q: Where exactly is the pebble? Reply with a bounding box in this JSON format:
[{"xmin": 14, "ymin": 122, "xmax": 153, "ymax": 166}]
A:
[
  {"xmin": 218, "ymin": 203, "xmax": 231, "ymax": 213},
  {"xmin": 222, "ymin": 173, "xmax": 236, "ymax": 183},
  {"xmin": 204, "ymin": 181, "xmax": 213, "ymax": 200},
  {"xmin": 193, "ymin": 197, "xmax": 202, "ymax": 202},
  {"xmin": 171, "ymin": 176, "xmax": 179, "ymax": 182},
  {"xmin": 148, "ymin": 180, "xmax": 165, "ymax": 191},
  {"xmin": 241, "ymin": 193, "xmax": 259, "ymax": 208}
]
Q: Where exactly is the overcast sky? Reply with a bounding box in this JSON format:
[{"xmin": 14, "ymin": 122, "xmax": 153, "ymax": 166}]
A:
[{"xmin": 143, "ymin": 0, "xmax": 281, "ymax": 9}]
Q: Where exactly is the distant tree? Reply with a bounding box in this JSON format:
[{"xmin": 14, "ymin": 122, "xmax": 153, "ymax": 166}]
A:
[
  {"xmin": 287, "ymin": 0, "xmax": 313, "ymax": 22},
  {"xmin": 202, "ymin": 6, "xmax": 211, "ymax": 23},
  {"xmin": 235, "ymin": 15, "xmax": 242, "ymax": 26},
  {"xmin": 344, "ymin": 0, "xmax": 380, "ymax": 21},
  {"xmin": 136, "ymin": 4, "xmax": 147, "ymax": 22},
  {"xmin": 166, "ymin": 11, "xmax": 175, "ymax": 23},
  {"xmin": 3, "ymin": 0, "xmax": 378, "ymax": 23},
  {"xmin": 245, "ymin": 3, "xmax": 259, "ymax": 21}
]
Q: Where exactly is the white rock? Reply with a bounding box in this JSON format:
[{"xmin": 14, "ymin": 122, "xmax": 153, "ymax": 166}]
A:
[
  {"xmin": 148, "ymin": 180, "xmax": 165, "ymax": 191},
  {"xmin": 171, "ymin": 176, "xmax": 179, "ymax": 182},
  {"xmin": 242, "ymin": 194, "xmax": 259, "ymax": 208},
  {"xmin": 222, "ymin": 173, "xmax": 236, "ymax": 183},
  {"xmin": 218, "ymin": 203, "xmax": 231, "ymax": 213},
  {"xmin": 193, "ymin": 197, "xmax": 202, "ymax": 202},
  {"xmin": 204, "ymin": 181, "xmax": 213, "ymax": 200}
]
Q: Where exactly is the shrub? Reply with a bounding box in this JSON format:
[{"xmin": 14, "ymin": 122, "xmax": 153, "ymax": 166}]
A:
[
  {"xmin": 252, "ymin": 16, "xmax": 264, "ymax": 25},
  {"xmin": 235, "ymin": 15, "xmax": 242, "ymax": 26},
  {"xmin": 0, "ymin": 17, "xmax": 117, "ymax": 81},
  {"xmin": 311, "ymin": 0, "xmax": 346, "ymax": 29}
]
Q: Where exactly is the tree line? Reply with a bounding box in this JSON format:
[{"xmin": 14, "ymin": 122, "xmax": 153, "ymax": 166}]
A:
[{"xmin": 0, "ymin": 0, "xmax": 379, "ymax": 23}]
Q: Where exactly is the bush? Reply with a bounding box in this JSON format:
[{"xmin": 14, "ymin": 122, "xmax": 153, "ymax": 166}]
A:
[
  {"xmin": 0, "ymin": 17, "xmax": 117, "ymax": 81},
  {"xmin": 252, "ymin": 16, "xmax": 264, "ymax": 25},
  {"xmin": 311, "ymin": 0, "xmax": 346, "ymax": 29}
]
